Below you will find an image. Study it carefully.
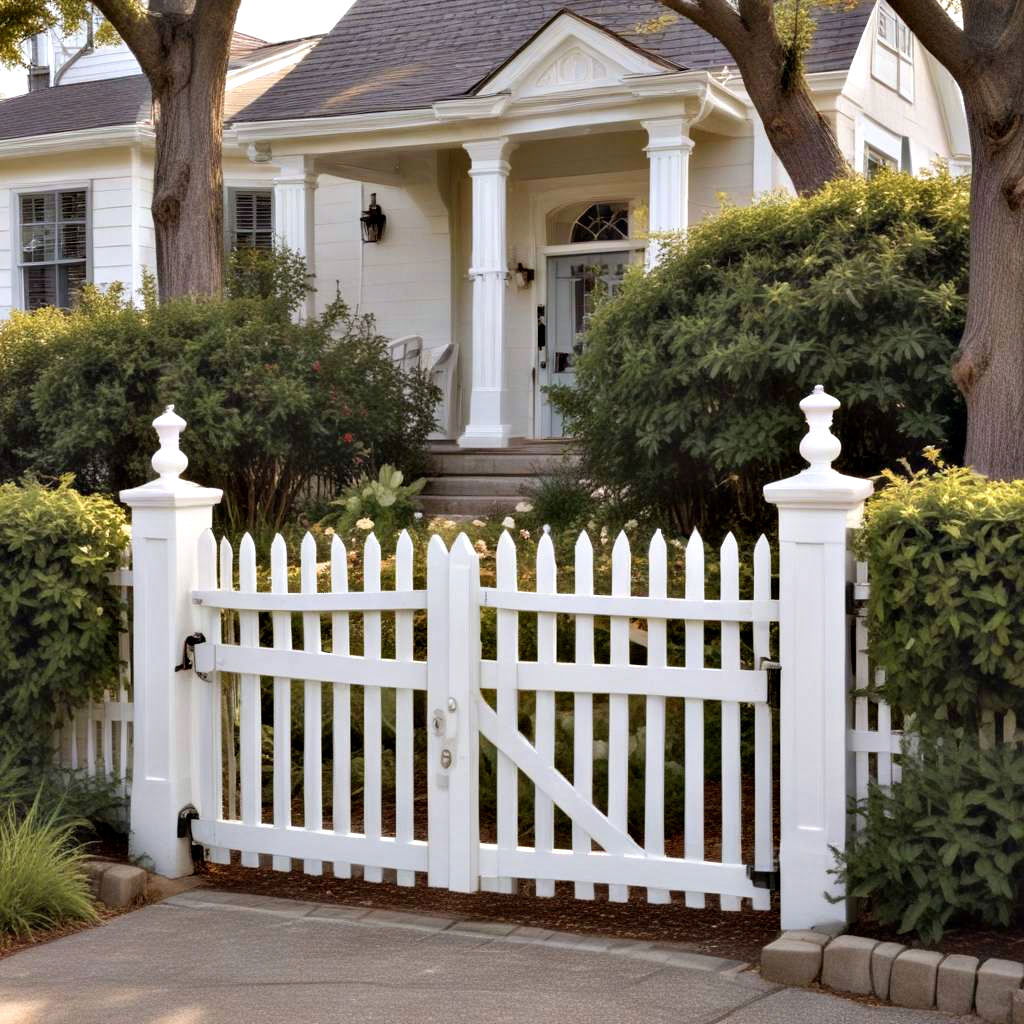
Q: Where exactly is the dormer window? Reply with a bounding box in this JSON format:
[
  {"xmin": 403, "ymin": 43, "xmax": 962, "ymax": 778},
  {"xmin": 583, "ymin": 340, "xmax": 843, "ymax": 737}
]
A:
[{"xmin": 873, "ymin": 2, "xmax": 914, "ymax": 101}]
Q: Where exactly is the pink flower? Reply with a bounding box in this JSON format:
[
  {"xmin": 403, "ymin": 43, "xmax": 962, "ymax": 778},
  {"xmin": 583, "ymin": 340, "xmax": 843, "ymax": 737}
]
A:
[
  {"xmin": 342, "ymin": 432, "xmax": 354, "ymax": 444},
  {"xmin": 312, "ymin": 360, "xmax": 321, "ymax": 372}
]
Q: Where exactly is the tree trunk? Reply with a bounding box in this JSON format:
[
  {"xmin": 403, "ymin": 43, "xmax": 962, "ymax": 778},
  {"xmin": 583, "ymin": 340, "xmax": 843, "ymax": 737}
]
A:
[
  {"xmin": 150, "ymin": 25, "xmax": 231, "ymax": 302},
  {"xmin": 953, "ymin": 96, "xmax": 1024, "ymax": 478},
  {"xmin": 738, "ymin": 63, "xmax": 850, "ymax": 193}
]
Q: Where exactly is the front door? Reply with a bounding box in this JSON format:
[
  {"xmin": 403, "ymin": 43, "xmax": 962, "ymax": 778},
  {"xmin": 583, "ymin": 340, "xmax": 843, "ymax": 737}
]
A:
[{"xmin": 537, "ymin": 252, "xmax": 630, "ymax": 437}]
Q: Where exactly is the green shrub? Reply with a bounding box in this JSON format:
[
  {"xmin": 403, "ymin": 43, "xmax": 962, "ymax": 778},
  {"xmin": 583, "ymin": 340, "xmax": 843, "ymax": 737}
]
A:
[
  {"xmin": 553, "ymin": 171, "xmax": 969, "ymax": 531},
  {"xmin": 855, "ymin": 458, "xmax": 1024, "ymax": 725},
  {"xmin": 836, "ymin": 732, "xmax": 1024, "ymax": 944},
  {"xmin": 524, "ymin": 467, "xmax": 597, "ymax": 533},
  {"xmin": 321, "ymin": 464, "xmax": 426, "ymax": 538},
  {"xmin": 0, "ymin": 798, "xmax": 97, "ymax": 938},
  {"xmin": 0, "ymin": 248, "xmax": 440, "ymax": 535},
  {"xmin": 0, "ymin": 478, "xmax": 127, "ymax": 766}
]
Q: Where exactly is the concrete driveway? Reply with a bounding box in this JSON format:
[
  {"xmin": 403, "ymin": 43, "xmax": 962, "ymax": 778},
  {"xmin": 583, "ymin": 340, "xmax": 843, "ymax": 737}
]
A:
[{"xmin": 0, "ymin": 889, "xmax": 969, "ymax": 1024}]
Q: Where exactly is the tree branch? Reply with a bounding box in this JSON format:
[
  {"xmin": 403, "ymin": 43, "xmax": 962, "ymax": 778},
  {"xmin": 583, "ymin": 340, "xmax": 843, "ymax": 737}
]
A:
[
  {"xmin": 659, "ymin": 0, "xmax": 750, "ymax": 52},
  {"xmin": 91, "ymin": 0, "xmax": 161, "ymax": 78},
  {"xmin": 884, "ymin": 0, "xmax": 974, "ymax": 81}
]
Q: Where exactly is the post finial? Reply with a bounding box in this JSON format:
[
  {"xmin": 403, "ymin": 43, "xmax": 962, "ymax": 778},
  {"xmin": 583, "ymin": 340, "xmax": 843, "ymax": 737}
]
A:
[
  {"xmin": 151, "ymin": 404, "xmax": 188, "ymax": 482},
  {"xmin": 798, "ymin": 384, "xmax": 842, "ymax": 473}
]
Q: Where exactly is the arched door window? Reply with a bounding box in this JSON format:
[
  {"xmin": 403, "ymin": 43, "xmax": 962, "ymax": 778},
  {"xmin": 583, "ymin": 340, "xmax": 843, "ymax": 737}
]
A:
[{"xmin": 569, "ymin": 203, "xmax": 630, "ymax": 243}]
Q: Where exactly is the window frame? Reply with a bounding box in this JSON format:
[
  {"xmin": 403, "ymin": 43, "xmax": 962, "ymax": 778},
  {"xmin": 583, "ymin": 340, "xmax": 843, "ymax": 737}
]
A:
[
  {"xmin": 11, "ymin": 181, "xmax": 91, "ymax": 312},
  {"xmin": 873, "ymin": 1, "xmax": 915, "ymax": 100},
  {"xmin": 225, "ymin": 184, "xmax": 275, "ymax": 253}
]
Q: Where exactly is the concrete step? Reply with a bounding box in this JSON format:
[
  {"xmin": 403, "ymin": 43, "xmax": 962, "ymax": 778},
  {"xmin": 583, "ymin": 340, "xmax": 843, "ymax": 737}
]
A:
[
  {"xmin": 422, "ymin": 475, "xmax": 533, "ymax": 498},
  {"xmin": 419, "ymin": 494, "xmax": 522, "ymax": 517},
  {"xmin": 427, "ymin": 452, "xmax": 567, "ymax": 477}
]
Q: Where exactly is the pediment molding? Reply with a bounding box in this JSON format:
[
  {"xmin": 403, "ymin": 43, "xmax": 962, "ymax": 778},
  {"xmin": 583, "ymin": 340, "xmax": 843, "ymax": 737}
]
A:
[{"xmin": 477, "ymin": 13, "xmax": 674, "ymax": 102}]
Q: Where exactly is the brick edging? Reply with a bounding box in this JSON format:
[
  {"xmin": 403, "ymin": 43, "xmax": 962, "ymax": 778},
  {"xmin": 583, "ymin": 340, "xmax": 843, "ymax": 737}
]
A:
[{"xmin": 762, "ymin": 930, "xmax": 1024, "ymax": 1022}]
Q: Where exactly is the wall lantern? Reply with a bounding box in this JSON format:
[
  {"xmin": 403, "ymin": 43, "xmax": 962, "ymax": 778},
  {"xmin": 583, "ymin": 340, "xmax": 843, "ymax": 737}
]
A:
[
  {"xmin": 514, "ymin": 261, "xmax": 535, "ymax": 288},
  {"xmin": 360, "ymin": 192, "xmax": 387, "ymax": 243}
]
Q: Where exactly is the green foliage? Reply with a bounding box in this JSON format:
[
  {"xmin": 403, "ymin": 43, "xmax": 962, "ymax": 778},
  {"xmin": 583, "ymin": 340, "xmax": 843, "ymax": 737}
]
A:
[
  {"xmin": 855, "ymin": 458, "xmax": 1024, "ymax": 725},
  {"xmin": 321, "ymin": 464, "xmax": 426, "ymax": 538},
  {"xmin": 553, "ymin": 171, "xmax": 969, "ymax": 532},
  {"xmin": 835, "ymin": 732, "xmax": 1024, "ymax": 945},
  {"xmin": 0, "ymin": 248, "xmax": 440, "ymax": 535},
  {"xmin": 0, "ymin": 797, "xmax": 97, "ymax": 938},
  {"xmin": 0, "ymin": 478, "xmax": 126, "ymax": 766},
  {"xmin": 0, "ymin": 752, "xmax": 126, "ymax": 833},
  {"xmin": 524, "ymin": 466, "xmax": 597, "ymax": 533}
]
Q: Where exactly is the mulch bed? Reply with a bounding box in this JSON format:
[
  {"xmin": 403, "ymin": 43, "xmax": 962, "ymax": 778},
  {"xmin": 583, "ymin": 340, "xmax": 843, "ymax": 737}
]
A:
[
  {"xmin": 0, "ymin": 906, "xmax": 131, "ymax": 962},
  {"xmin": 200, "ymin": 859, "xmax": 781, "ymax": 961}
]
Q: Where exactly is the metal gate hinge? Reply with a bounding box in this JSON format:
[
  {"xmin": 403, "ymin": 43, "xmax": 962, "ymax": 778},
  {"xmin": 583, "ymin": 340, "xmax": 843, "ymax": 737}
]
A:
[
  {"xmin": 174, "ymin": 632, "xmax": 208, "ymax": 679},
  {"xmin": 747, "ymin": 864, "xmax": 780, "ymax": 892}
]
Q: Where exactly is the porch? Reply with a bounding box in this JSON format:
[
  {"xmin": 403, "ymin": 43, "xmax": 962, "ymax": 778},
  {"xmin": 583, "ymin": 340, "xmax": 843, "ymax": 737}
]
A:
[{"xmin": 229, "ymin": 15, "xmax": 753, "ymax": 445}]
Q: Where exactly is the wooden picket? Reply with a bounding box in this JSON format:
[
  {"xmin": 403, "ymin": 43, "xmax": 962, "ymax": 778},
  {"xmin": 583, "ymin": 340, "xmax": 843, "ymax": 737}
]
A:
[{"xmin": 56, "ymin": 559, "xmax": 134, "ymax": 794}]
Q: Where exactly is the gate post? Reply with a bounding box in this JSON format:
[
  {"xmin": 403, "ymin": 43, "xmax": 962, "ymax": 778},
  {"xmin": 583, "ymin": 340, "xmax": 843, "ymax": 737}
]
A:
[
  {"xmin": 764, "ymin": 386, "xmax": 871, "ymax": 930},
  {"xmin": 120, "ymin": 407, "xmax": 222, "ymax": 877},
  {"xmin": 444, "ymin": 534, "xmax": 482, "ymax": 891}
]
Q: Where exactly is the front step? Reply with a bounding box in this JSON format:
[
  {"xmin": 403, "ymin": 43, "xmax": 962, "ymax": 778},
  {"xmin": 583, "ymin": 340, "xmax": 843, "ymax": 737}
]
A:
[
  {"xmin": 425, "ymin": 475, "xmax": 531, "ymax": 498},
  {"xmin": 419, "ymin": 494, "xmax": 522, "ymax": 517},
  {"xmin": 420, "ymin": 439, "xmax": 575, "ymax": 517}
]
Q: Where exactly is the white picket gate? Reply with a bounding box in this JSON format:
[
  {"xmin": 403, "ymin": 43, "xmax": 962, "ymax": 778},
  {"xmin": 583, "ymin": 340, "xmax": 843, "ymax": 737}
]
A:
[
  {"xmin": 181, "ymin": 524, "xmax": 778, "ymax": 910},
  {"xmin": 118, "ymin": 388, "xmax": 875, "ymax": 928}
]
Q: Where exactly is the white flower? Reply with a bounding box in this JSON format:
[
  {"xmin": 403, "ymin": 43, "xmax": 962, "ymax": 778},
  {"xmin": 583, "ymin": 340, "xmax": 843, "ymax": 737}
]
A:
[
  {"xmin": 413, "ymin": 512, "xmax": 423, "ymax": 520},
  {"xmin": 599, "ymin": 526, "xmax": 609, "ymax": 546},
  {"xmin": 324, "ymin": 527, "xmax": 335, "ymax": 536},
  {"xmin": 587, "ymin": 520, "xmax": 597, "ymax": 532},
  {"xmin": 502, "ymin": 516, "xmax": 515, "ymax": 529},
  {"xmin": 474, "ymin": 538, "xmax": 489, "ymax": 555},
  {"xmin": 592, "ymin": 739, "xmax": 609, "ymax": 761},
  {"xmin": 624, "ymin": 519, "xmax": 638, "ymax": 531},
  {"xmin": 670, "ymin": 538, "xmax": 684, "ymax": 550},
  {"xmin": 519, "ymin": 528, "xmax": 531, "ymax": 540},
  {"xmin": 472, "ymin": 519, "xmax": 486, "ymax": 528},
  {"xmin": 355, "ymin": 517, "xmax": 374, "ymax": 530},
  {"xmin": 515, "ymin": 501, "xmax": 534, "ymax": 513},
  {"xmin": 443, "ymin": 519, "xmax": 457, "ymax": 530}
]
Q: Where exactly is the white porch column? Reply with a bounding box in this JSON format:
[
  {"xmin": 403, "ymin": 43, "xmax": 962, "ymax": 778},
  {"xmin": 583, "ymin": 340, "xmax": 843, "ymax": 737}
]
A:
[
  {"xmin": 273, "ymin": 155, "xmax": 318, "ymax": 318},
  {"xmin": 459, "ymin": 138, "xmax": 515, "ymax": 449},
  {"xmin": 643, "ymin": 117, "xmax": 694, "ymax": 270}
]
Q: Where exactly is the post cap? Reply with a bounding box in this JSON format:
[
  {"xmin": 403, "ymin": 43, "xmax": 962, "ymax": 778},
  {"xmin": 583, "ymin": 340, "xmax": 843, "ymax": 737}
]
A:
[
  {"xmin": 764, "ymin": 385, "xmax": 873, "ymax": 509},
  {"xmin": 119, "ymin": 404, "xmax": 222, "ymax": 509}
]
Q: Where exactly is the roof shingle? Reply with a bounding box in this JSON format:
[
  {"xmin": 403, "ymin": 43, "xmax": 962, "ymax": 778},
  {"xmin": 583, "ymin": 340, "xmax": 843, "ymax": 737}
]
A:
[{"xmin": 233, "ymin": 0, "xmax": 874, "ymax": 124}]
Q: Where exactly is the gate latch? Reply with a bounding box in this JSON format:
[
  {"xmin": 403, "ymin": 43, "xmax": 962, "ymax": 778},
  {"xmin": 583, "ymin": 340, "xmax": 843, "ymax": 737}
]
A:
[
  {"xmin": 747, "ymin": 864, "xmax": 780, "ymax": 892},
  {"xmin": 175, "ymin": 632, "xmax": 209, "ymax": 680},
  {"xmin": 759, "ymin": 658, "xmax": 781, "ymax": 710}
]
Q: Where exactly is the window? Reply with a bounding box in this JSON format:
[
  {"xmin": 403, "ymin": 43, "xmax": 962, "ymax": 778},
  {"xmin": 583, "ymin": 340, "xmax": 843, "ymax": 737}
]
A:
[
  {"xmin": 865, "ymin": 144, "xmax": 899, "ymax": 178},
  {"xmin": 873, "ymin": 2, "xmax": 914, "ymax": 101},
  {"xmin": 570, "ymin": 203, "xmax": 630, "ymax": 244},
  {"xmin": 18, "ymin": 189, "xmax": 88, "ymax": 311},
  {"xmin": 230, "ymin": 189, "xmax": 273, "ymax": 250}
]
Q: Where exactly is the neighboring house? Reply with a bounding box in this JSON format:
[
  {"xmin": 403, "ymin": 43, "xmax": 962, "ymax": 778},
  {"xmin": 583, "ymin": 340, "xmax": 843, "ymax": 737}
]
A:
[{"xmin": 0, "ymin": 1, "xmax": 969, "ymax": 447}]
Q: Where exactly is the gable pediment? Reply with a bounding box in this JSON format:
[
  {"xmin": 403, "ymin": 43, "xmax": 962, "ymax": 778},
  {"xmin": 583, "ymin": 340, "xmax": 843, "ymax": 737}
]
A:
[{"xmin": 476, "ymin": 12, "xmax": 675, "ymax": 101}]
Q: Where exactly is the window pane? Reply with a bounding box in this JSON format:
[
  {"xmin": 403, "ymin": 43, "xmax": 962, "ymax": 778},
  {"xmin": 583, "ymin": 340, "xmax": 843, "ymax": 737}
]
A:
[
  {"xmin": 570, "ymin": 203, "xmax": 630, "ymax": 243},
  {"xmin": 21, "ymin": 224, "xmax": 56, "ymax": 263},
  {"xmin": 59, "ymin": 190, "xmax": 87, "ymax": 222},
  {"xmin": 233, "ymin": 190, "xmax": 273, "ymax": 249},
  {"xmin": 59, "ymin": 263, "xmax": 87, "ymax": 308},
  {"xmin": 20, "ymin": 193, "xmax": 55, "ymax": 225},
  {"xmin": 24, "ymin": 265, "xmax": 56, "ymax": 310},
  {"xmin": 59, "ymin": 221, "xmax": 87, "ymax": 261}
]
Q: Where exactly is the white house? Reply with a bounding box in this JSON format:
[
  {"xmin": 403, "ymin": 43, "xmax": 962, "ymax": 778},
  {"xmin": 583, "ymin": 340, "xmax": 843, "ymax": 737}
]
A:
[{"xmin": 0, "ymin": 0, "xmax": 969, "ymax": 449}]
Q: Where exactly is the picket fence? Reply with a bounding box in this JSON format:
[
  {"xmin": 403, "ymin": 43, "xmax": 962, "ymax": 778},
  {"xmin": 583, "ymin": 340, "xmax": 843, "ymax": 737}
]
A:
[
  {"xmin": 104, "ymin": 386, "xmax": 919, "ymax": 929},
  {"xmin": 55, "ymin": 563, "xmax": 133, "ymax": 792}
]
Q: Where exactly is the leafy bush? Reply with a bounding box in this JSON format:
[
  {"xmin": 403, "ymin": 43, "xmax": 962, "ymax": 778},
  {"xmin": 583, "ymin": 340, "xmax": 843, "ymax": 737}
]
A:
[
  {"xmin": 0, "ymin": 249, "xmax": 440, "ymax": 534},
  {"xmin": 855, "ymin": 458, "xmax": 1024, "ymax": 725},
  {"xmin": 321, "ymin": 464, "xmax": 426, "ymax": 538},
  {"xmin": 836, "ymin": 732, "xmax": 1024, "ymax": 944},
  {"xmin": 0, "ymin": 478, "xmax": 126, "ymax": 766},
  {"xmin": 524, "ymin": 466, "xmax": 597, "ymax": 533},
  {"xmin": 553, "ymin": 171, "xmax": 969, "ymax": 531},
  {"xmin": 0, "ymin": 798, "xmax": 97, "ymax": 938}
]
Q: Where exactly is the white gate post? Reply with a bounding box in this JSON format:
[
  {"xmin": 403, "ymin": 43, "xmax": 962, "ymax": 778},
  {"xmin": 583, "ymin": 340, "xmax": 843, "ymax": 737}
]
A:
[
  {"xmin": 120, "ymin": 406, "xmax": 222, "ymax": 877},
  {"xmin": 445, "ymin": 534, "xmax": 482, "ymax": 891},
  {"xmin": 764, "ymin": 386, "xmax": 872, "ymax": 930}
]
